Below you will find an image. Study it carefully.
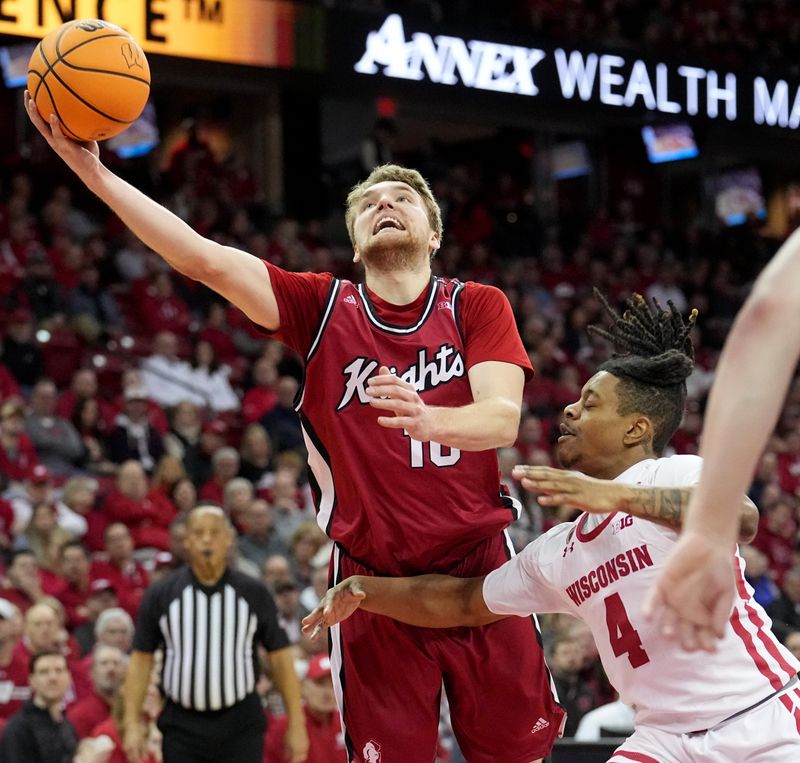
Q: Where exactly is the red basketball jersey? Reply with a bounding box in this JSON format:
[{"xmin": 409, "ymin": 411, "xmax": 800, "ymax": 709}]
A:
[{"xmin": 297, "ymin": 275, "xmax": 522, "ymax": 575}]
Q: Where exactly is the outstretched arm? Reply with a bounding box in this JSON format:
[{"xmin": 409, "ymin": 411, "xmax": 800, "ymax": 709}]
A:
[
  {"xmin": 301, "ymin": 574, "xmax": 503, "ymax": 638},
  {"xmin": 367, "ymin": 361, "xmax": 524, "ymax": 450},
  {"xmin": 648, "ymin": 227, "xmax": 800, "ymax": 651},
  {"xmin": 515, "ymin": 465, "xmax": 759, "ymax": 543},
  {"xmin": 24, "ymin": 93, "xmax": 280, "ymax": 331}
]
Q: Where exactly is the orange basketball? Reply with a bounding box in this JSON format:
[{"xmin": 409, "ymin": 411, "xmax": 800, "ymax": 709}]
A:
[{"xmin": 27, "ymin": 19, "xmax": 150, "ymax": 142}]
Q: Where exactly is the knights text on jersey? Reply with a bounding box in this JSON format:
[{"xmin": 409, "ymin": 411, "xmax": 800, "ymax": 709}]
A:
[
  {"xmin": 297, "ymin": 276, "xmax": 521, "ymax": 576},
  {"xmin": 482, "ymin": 455, "xmax": 800, "ymax": 734}
]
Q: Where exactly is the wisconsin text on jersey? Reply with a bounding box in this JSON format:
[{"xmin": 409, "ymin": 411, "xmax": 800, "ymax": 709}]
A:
[
  {"xmin": 336, "ymin": 344, "xmax": 466, "ymax": 411},
  {"xmin": 565, "ymin": 544, "xmax": 655, "ymax": 606}
]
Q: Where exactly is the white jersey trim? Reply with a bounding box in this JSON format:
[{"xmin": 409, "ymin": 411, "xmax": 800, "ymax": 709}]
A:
[
  {"xmin": 296, "ymin": 278, "xmax": 341, "ymax": 410},
  {"xmin": 356, "ymin": 277, "xmax": 439, "ymax": 334}
]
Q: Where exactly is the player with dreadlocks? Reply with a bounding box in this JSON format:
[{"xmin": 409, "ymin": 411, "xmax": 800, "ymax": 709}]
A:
[{"xmin": 303, "ymin": 290, "xmax": 800, "ymax": 762}]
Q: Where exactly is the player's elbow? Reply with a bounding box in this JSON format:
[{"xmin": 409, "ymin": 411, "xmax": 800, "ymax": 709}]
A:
[{"xmin": 190, "ymin": 243, "xmax": 228, "ymax": 283}]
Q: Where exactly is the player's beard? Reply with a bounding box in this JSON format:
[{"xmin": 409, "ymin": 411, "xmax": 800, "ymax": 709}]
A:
[{"xmin": 358, "ymin": 228, "xmax": 429, "ymax": 273}]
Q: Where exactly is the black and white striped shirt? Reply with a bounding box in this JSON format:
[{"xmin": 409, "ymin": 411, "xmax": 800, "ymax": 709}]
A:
[{"xmin": 133, "ymin": 566, "xmax": 289, "ymax": 712}]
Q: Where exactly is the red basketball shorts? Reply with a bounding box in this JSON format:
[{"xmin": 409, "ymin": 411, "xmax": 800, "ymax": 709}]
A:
[{"xmin": 327, "ymin": 533, "xmax": 566, "ymax": 763}]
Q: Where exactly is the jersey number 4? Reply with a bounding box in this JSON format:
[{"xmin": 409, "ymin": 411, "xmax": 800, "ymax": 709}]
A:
[
  {"xmin": 604, "ymin": 592, "xmax": 650, "ymax": 668},
  {"xmin": 404, "ymin": 431, "xmax": 461, "ymax": 468}
]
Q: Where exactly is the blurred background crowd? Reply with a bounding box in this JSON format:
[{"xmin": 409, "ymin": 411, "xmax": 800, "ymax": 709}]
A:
[{"xmin": 2, "ymin": 1, "xmax": 800, "ymax": 760}]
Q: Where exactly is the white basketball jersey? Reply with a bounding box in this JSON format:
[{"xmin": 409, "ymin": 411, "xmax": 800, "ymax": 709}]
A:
[{"xmin": 483, "ymin": 455, "xmax": 800, "ymax": 733}]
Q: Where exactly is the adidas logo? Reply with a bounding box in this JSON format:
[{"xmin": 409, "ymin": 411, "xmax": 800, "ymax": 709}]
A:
[
  {"xmin": 344, "ymin": 295, "xmax": 358, "ymax": 306},
  {"xmin": 531, "ymin": 717, "xmax": 550, "ymax": 734}
]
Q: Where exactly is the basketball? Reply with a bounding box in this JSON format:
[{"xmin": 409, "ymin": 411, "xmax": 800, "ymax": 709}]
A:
[{"xmin": 27, "ymin": 19, "xmax": 150, "ymax": 143}]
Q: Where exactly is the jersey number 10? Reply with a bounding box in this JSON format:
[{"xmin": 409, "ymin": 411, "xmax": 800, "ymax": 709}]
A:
[
  {"xmin": 404, "ymin": 431, "xmax": 461, "ymax": 468},
  {"xmin": 604, "ymin": 592, "xmax": 650, "ymax": 669}
]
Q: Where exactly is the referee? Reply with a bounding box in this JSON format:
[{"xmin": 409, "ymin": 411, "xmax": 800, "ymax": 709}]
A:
[{"xmin": 121, "ymin": 504, "xmax": 308, "ymax": 763}]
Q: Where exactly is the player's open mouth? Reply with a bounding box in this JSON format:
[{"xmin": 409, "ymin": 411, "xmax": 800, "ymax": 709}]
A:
[{"xmin": 373, "ymin": 216, "xmax": 404, "ymax": 234}]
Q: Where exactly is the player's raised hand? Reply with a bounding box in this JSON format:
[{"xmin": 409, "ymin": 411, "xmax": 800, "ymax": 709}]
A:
[
  {"xmin": 514, "ymin": 465, "xmax": 624, "ymax": 513},
  {"xmin": 366, "ymin": 365, "xmax": 433, "ymax": 441},
  {"xmin": 301, "ymin": 577, "xmax": 367, "ymax": 639},
  {"xmin": 644, "ymin": 529, "xmax": 736, "ymax": 652},
  {"xmin": 24, "ymin": 90, "xmax": 100, "ymax": 173}
]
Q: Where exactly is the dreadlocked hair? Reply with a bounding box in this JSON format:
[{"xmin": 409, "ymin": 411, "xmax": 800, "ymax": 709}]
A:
[{"xmin": 588, "ymin": 288, "xmax": 699, "ymax": 455}]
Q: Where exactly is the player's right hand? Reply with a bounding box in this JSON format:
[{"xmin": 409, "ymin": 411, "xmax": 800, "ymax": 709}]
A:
[
  {"xmin": 121, "ymin": 721, "xmax": 147, "ymax": 763},
  {"xmin": 24, "ymin": 90, "xmax": 101, "ymax": 174},
  {"xmin": 301, "ymin": 576, "xmax": 367, "ymax": 639},
  {"xmin": 644, "ymin": 529, "xmax": 736, "ymax": 652}
]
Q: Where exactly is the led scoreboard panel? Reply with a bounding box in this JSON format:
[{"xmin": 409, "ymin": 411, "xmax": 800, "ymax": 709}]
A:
[{"xmin": 0, "ymin": 0, "xmax": 302, "ymax": 67}]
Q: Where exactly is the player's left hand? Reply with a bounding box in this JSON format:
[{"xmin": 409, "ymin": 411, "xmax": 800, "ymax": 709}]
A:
[
  {"xmin": 514, "ymin": 465, "xmax": 624, "ymax": 513},
  {"xmin": 24, "ymin": 90, "xmax": 101, "ymax": 174},
  {"xmin": 301, "ymin": 577, "xmax": 367, "ymax": 640},
  {"xmin": 366, "ymin": 365, "xmax": 433, "ymax": 441}
]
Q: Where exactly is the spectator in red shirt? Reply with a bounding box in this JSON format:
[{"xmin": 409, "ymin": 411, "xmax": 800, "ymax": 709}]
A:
[
  {"xmin": 48, "ymin": 541, "xmax": 93, "ymax": 631},
  {"xmin": 241, "ymin": 356, "xmax": 278, "ymax": 424},
  {"xmin": 0, "ymin": 599, "xmax": 29, "ymax": 721},
  {"xmin": 103, "ymin": 461, "xmax": 176, "ymax": 551},
  {"xmin": 264, "ymin": 654, "xmax": 345, "ymax": 763},
  {"xmin": 752, "ymin": 498, "xmax": 798, "ymax": 586},
  {"xmin": 137, "ymin": 271, "xmax": 191, "ymax": 336},
  {"xmin": 0, "ymin": 550, "xmax": 44, "ymax": 615},
  {"xmin": 0, "ymin": 397, "xmax": 39, "ymax": 484},
  {"xmin": 198, "ymin": 446, "xmax": 240, "ymax": 505},
  {"xmin": 66, "ymin": 644, "xmax": 127, "ymax": 739},
  {"xmin": 0, "ymin": 497, "xmax": 15, "ymax": 554},
  {"xmin": 0, "ymin": 362, "xmax": 21, "ymax": 401},
  {"xmin": 90, "ymin": 524, "xmax": 148, "ymax": 618},
  {"xmin": 197, "ymin": 301, "xmax": 238, "ymax": 365}
]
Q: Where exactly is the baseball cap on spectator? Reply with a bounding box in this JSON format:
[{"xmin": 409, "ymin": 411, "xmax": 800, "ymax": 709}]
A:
[
  {"xmin": 0, "ymin": 399, "xmax": 25, "ymax": 420},
  {"xmin": 124, "ymin": 384, "xmax": 148, "ymax": 402},
  {"xmin": 89, "ymin": 579, "xmax": 116, "ymax": 596},
  {"xmin": 203, "ymin": 419, "xmax": 228, "ymax": 436},
  {"xmin": 29, "ymin": 465, "xmax": 51, "ymax": 484},
  {"xmin": 305, "ymin": 654, "xmax": 332, "ymax": 681}
]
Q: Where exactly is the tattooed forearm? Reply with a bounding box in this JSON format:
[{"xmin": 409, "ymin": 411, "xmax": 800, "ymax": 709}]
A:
[
  {"xmin": 621, "ymin": 487, "xmax": 692, "ymax": 529},
  {"xmin": 656, "ymin": 489, "xmax": 689, "ymax": 526},
  {"xmin": 621, "ymin": 487, "xmax": 757, "ymax": 540}
]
